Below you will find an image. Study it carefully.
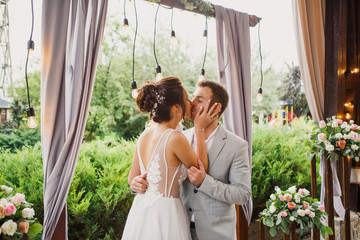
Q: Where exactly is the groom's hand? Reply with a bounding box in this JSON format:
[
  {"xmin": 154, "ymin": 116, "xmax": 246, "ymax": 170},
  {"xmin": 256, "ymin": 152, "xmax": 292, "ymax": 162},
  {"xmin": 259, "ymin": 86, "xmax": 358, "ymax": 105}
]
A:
[
  {"xmin": 131, "ymin": 173, "xmax": 148, "ymax": 194},
  {"xmin": 187, "ymin": 159, "xmax": 206, "ymax": 187}
]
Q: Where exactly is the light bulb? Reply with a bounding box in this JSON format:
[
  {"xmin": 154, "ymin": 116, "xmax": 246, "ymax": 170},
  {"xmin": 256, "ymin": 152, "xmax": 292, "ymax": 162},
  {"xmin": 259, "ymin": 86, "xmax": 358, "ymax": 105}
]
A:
[
  {"xmin": 257, "ymin": 88, "xmax": 263, "ymax": 102},
  {"xmin": 156, "ymin": 72, "xmax": 163, "ymax": 82},
  {"xmin": 27, "ymin": 40, "xmax": 35, "ymax": 51},
  {"xmin": 27, "ymin": 116, "xmax": 38, "ymax": 128},
  {"xmin": 155, "ymin": 66, "xmax": 163, "ymax": 82},
  {"xmin": 351, "ymin": 67, "xmax": 359, "ymax": 74},
  {"xmin": 26, "ymin": 107, "xmax": 38, "ymax": 128},
  {"xmin": 203, "ymin": 29, "xmax": 208, "ymax": 38},
  {"xmin": 132, "ymin": 89, "xmax": 138, "ymax": 99},
  {"xmin": 170, "ymin": 30, "xmax": 177, "ymax": 49},
  {"xmin": 198, "ymin": 69, "xmax": 205, "ymax": 82},
  {"xmin": 123, "ymin": 18, "xmax": 129, "ymax": 27},
  {"xmin": 131, "ymin": 80, "xmax": 138, "ymax": 99},
  {"xmin": 345, "ymin": 111, "xmax": 351, "ymax": 120}
]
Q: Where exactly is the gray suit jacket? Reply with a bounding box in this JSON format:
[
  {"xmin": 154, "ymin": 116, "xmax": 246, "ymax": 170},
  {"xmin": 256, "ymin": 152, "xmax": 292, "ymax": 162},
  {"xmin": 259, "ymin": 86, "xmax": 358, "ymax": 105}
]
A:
[{"xmin": 180, "ymin": 124, "xmax": 251, "ymax": 240}]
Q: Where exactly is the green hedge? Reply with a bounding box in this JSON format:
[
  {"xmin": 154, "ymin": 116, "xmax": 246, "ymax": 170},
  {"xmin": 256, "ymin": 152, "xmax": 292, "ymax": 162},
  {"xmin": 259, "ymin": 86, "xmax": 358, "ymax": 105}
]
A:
[
  {"xmin": 0, "ymin": 137, "xmax": 135, "ymax": 239},
  {"xmin": 0, "ymin": 119, "xmax": 319, "ymax": 238},
  {"xmin": 251, "ymin": 119, "xmax": 321, "ymax": 218}
]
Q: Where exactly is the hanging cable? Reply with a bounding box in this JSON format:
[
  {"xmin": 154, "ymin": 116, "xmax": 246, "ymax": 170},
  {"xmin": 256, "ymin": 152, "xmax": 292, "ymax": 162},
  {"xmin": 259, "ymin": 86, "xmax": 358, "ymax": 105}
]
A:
[
  {"xmin": 131, "ymin": 0, "xmax": 138, "ymax": 98},
  {"xmin": 154, "ymin": 4, "xmax": 163, "ymax": 81},
  {"xmin": 257, "ymin": 21, "xmax": 263, "ymax": 102},
  {"xmin": 170, "ymin": 7, "xmax": 176, "ymax": 38},
  {"xmin": 198, "ymin": 16, "xmax": 208, "ymax": 81},
  {"xmin": 25, "ymin": 0, "xmax": 37, "ymax": 128}
]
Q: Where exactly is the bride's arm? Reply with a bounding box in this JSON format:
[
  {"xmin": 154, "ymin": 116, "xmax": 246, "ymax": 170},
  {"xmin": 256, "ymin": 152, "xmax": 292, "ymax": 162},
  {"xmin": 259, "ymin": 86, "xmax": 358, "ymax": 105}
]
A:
[{"xmin": 128, "ymin": 145, "xmax": 148, "ymax": 193}]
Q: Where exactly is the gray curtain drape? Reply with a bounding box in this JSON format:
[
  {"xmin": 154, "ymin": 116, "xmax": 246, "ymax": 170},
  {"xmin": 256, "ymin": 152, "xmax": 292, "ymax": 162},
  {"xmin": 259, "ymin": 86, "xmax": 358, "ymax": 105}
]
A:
[
  {"xmin": 41, "ymin": 0, "xmax": 108, "ymax": 239},
  {"xmin": 292, "ymin": 0, "xmax": 345, "ymax": 225},
  {"xmin": 214, "ymin": 5, "xmax": 253, "ymax": 224}
]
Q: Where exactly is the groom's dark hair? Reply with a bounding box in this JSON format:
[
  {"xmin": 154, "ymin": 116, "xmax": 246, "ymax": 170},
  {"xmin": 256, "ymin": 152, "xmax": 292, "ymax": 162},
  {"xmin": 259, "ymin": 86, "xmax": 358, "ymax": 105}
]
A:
[{"xmin": 197, "ymin": 80, "xmax": 229, "ymax": 116}]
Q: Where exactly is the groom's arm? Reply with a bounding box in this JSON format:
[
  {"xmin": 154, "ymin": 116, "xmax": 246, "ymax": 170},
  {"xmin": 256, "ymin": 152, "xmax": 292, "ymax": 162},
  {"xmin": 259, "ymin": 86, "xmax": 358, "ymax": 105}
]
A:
[{"xmin": 188, "ymin": 140, "xmax": 251, "ymax": 205}]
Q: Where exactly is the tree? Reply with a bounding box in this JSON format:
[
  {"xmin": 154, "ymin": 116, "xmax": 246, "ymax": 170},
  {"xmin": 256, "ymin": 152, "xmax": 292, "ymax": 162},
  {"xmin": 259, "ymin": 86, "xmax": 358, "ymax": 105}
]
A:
[{"xmin": 277, "ymin": 65, "xmax": 309, "ymax": 117}]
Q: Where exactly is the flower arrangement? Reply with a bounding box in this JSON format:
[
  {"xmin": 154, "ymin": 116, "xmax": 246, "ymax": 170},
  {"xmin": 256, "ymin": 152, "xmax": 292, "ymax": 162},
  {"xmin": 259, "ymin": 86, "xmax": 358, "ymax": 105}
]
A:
[
  {"xmin": 258, "ymin": 186, "xmax": 333, "ymax": 238},
  {"xmin": 306, "ymin": 116, "xmax": 360, "ymax": 161},
  {"xmin": 0, "ymin": 185, "xmax": 42, "ymax": 239}
]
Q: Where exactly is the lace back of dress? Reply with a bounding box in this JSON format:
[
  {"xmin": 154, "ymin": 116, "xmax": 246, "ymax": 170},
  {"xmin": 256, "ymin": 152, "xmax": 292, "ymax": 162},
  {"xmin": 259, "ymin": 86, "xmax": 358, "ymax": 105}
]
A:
[{"xmin": 139, "ymin": 128, "xmax": 187, "ymax": 199}]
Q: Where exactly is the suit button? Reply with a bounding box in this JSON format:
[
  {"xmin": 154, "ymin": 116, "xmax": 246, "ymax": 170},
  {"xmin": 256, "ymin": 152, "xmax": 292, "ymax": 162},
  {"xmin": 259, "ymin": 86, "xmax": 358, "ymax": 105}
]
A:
[
  {"xmin": 189, "ymin": 208, "xmax": 192, "ymax": 212},
  {"xmin": 194, "ymin": 189, "xmax": 198, "ymax": 193}
]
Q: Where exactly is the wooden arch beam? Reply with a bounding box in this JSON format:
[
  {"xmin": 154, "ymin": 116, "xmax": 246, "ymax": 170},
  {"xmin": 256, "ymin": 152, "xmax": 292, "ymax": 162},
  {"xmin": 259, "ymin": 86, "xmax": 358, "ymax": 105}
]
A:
[{"xmin": 144, "ymin": 0, "xmax": 261, "ymax": 27}]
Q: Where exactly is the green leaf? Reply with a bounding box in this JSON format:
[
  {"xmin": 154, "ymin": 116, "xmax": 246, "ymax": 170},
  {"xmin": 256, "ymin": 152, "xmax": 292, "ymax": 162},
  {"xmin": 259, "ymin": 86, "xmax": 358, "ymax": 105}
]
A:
[
  {"xmin": 325, "ymin": 226, "xmax": 333, "ymax": 235},
  {"xmin": 276, "ymin": 216, "xmax": 282, "ymax": 225},
  {"xmin": 269, "ymin": 226, "xmax": 277, "ymax": 237},
  {"xmin": 28, "ymin": 222, "xmax": 43, "ymax": 236}
]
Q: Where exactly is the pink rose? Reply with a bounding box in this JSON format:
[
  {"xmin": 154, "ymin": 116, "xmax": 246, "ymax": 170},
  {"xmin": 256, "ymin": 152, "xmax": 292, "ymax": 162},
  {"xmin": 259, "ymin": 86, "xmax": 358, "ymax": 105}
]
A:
[
  {"xmin": 302, "ymin": 201, "xmax": 309, "ymax": 208},
  {"xmin": 318, "ymin": 205, "xmax": 325, "ymax": 211},
  {"xmin": 284, "ymin": 193, "xmax": 292, "ymax": 201},
  {"xmin": 19, "ymin": 221, "xmax": 29, "ymax": 233},
  {"xmin": 351, "ymin": 124, "xmax": 358, "ymax": 131},
  {"xmin": 305, "ymin": 209, "xmax": 311, "ymax": 215},
  {"xmin": 279, "ymin": 195, "xmax": 285, "ymax": 201},
  {"xmin": 11, "ymin": 193, "xmax": 25, "ymax": 206},
  {"xmin": 336, "ymin": 119, "xmax": 343, "ymax": 125},
  {"xmin": 288, "ymin": 202, "xmax": 296, "ymax": 210},
  {"xmin": 281, "ymin": 211, "xmax": 287, "ymax": 217},
  {"xmin": 337, "ymin": 140, "xmax": 346, "ymax": 149},
  {"xmin": 319, "ymin": 120, "xmax": 326, "ymax": 128},
  {"xmin": 299, "ymin": 189, "xmax": 304, "ymax": 195},
  {"xmin": 5, "ymin": 203, "xmax": 16, "ymax": 216}
]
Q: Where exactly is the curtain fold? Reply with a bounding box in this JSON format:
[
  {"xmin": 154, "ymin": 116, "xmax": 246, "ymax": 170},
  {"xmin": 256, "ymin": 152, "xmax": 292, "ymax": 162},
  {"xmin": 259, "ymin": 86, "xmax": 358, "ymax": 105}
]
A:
[
  {"xmin": 41, "ymin": 0, "xmax": 108, "ymax": 239},
  {"xmin": 292, "ymin": 0, "xmax": 325, "ymax": 122},
  {"xmin": 214, "ymin": 5, "xmax": 253, "ymax": 224},
  {"xmin": 292, "ymin": 0, "xmax": 345, "ymax": 228}
]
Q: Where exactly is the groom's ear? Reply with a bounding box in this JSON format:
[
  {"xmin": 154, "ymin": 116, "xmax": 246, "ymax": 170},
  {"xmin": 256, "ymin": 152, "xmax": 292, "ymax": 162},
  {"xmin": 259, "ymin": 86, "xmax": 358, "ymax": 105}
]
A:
[{"xmin": 214, "ymin": 102, "xmax": 222, "ymax": 113}]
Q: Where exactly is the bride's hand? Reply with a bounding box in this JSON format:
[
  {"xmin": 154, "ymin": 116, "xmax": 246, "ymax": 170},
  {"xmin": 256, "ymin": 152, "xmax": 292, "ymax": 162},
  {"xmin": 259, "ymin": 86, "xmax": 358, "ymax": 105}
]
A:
[
  {"xmin": 131, "ymin": 173, "xmax": 148, "ymax": 194},
  {"xmin": 194, "ymin": 100, "xmax": 219, "ymax": 130}
]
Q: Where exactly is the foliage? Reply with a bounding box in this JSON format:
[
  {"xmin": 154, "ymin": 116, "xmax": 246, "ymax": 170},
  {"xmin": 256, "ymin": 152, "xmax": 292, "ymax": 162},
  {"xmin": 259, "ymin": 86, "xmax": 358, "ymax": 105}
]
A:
[
  {"xmin": 145, "ymin": 0, "xmax": 215, "ymax": 16},
  {"xmin": 0, "ymin": 185, "xmax": 42, "ymax": 239},
  {"xmin": 258, "ymin": 186, "xmax": 332, "ymax": 238},
  {"xmin": 306, "ymin": 117, "xmax": 360, "ymax": 162},
  {"xmin": 0, "ymin": 138, "xmax": 136, "ymax": 239},
  {"xmin": 0, "ymin": 125, "xmax": 40, "ymax": 152},
  {"xmin": 277, "ymin": 65, "xmax": 310, "ymax": 117},
  {"xmin": 251, "ymin": 118, "xmax": 320, "ymax": 212},
  {"xmin": 85, "ymin": 16, "xmax": 218, "ymax": 141},
  {"xmin": 251, "ymin": 50, "xmax": 285, "ymax": 118}
]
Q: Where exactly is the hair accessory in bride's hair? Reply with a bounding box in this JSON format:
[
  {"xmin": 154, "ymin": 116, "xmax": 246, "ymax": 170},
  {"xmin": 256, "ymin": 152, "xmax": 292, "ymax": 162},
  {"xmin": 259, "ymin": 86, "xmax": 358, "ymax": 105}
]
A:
[{"xmin": 151, "ymin": 89, "xmax": 165, "ymax": 117}]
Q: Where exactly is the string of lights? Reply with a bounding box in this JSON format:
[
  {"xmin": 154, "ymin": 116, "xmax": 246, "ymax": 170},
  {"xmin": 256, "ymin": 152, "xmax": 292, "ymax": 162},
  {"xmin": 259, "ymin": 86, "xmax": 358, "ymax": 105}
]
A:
[
  {"xmin": 131, "ymin": 0, "xmax": 139, "ymax": 99},
  {"xmin": 154, "ymin": 4, "xmax": 163, "ymax": 81},
  {"xmin": 25, "ymin": 0, "xmax": 37, "ymax": 128}
]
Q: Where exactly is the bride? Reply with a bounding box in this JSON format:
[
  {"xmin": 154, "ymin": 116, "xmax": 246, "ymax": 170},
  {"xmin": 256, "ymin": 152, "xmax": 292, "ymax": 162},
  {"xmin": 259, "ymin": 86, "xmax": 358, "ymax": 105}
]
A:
[{"xmin": 122, "ymin": 76, "xmax": 217, "ymax": 240}]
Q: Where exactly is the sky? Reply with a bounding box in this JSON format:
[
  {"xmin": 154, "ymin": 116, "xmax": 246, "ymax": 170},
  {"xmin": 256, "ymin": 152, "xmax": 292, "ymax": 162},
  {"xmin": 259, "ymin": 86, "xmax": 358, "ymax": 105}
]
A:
[{"xmin": 6, "ymin": 0, "xmax": 298, "ymax": 85}]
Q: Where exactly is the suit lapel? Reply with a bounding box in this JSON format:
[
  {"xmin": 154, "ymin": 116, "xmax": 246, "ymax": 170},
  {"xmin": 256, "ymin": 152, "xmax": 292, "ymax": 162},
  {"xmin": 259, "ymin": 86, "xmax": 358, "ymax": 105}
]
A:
[{"xmin": 208, "ymin": 124, "xmax": 227, "ymax": 168}]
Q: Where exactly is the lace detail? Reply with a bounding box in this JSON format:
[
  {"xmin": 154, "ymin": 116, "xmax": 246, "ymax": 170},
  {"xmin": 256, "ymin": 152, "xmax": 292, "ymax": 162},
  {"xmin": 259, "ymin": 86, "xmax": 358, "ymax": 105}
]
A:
[
  {"xmin": 141, "ymin": 153, "xmax": 163, "ymax": 207},
  {"xmin": 178, "ymin": 164, "xmax": 188, "ymax": 186}
]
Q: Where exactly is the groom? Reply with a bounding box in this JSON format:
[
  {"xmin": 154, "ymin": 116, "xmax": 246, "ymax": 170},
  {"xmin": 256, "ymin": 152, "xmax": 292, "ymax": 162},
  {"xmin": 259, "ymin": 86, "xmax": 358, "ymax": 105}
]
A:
[{"xmin": 132, "ymin": 80, "xmax": 251, "ymax": 240}]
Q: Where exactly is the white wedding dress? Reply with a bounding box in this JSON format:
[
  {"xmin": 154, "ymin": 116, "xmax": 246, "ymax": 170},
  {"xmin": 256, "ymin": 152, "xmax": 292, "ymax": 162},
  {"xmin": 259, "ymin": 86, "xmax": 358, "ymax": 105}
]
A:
[{"xmin": 122, "ymin": 128, "xmax": 191, "ymax": 240}]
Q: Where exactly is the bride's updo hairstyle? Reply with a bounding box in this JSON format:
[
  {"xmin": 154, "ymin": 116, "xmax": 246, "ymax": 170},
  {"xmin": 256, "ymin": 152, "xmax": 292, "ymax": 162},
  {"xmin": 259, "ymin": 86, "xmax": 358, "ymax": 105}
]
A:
[{"xmin": 136, "ymin": 76, "xmax": 186, "ymax": 123}]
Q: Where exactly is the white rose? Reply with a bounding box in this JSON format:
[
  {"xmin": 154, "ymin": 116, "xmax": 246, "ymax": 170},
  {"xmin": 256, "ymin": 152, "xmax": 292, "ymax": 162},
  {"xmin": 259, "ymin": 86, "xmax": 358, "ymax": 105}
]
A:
[
  {"xmin": 289, "ymin": 216, "xmax": 295, "ymax": 221},
  {"xmin": 332, "ymin": 121, "xmax": 338, "ymax": 128},
  {"xmin": 350, "ymin": 120, "xmax": 354, "ymax": 124},
  {"xmin": 357, "ymin": 126, "xmax": 360, "ymax": 130},
  {"xmin": 5, "ymin": 187, "xmax": 13, "ymax": 194},
  {"xmin": 326, "ymin": 144, "xmax": 334, "ymax": 151},
  {"xmin": 345, "ymin": 126, "xmax": 351, "ymax": 132},
  {"xmin": 297, "ymin": 209, "xmax": 306, "ymax": 216},
  {"xmin": 332, "ymin": 116, "xmax": 336, "ymax": 120},
  {"xmin": 327, "ymin": 123, "xmax": 331, "ymax": 126},
  {"xmin": 335, "ymin": 133, "xmax": 343, "ymax": 139},
  {"xmin": 270, "ymin": 194, "xmax": 276, "ymax": 201},
  {"xmin": 351, "ymin": 145, "xmax": 359, "ymax": 151},
  {"xmin": 288, "ymin": 186, "xmax": 297, "ymax": 194},
  {"xmin": 275, "ymin": 186, "xmax": 282, "ymax": 195},
  {"xmin": 269, "ymin": 205, "xmax": 276, "ymax": 213},
  {"xmin": 344, "ymin": 134, "xmax": 350, "ymax": 140},
  {"xmin": 0, "ymin": 198, "xmax": 7, "ymax": 207},
  {"xmin": 22, "ymin": 208, "xmax": 35, "ymax": 219},
  {"xmin": 303, "ymin": 189, "xmax": 310, "ymax": 196},
  {"xmin": 317, "ymin": 133, "xmax": 327, "ymax": 142},
  {"xmin": 341, "ymin": 123, "xmax": 347, "ymax": 129},
  {"xmin": 309, "ymin": 212, "xmax": 315, "ymax": 218},
  {"xmin": 1, "ymin": 219, "xmax": 17, "ymax": 236},
  {"xmin": 0, "ymin": 185, "xmax": 6, "ymax": 191}
]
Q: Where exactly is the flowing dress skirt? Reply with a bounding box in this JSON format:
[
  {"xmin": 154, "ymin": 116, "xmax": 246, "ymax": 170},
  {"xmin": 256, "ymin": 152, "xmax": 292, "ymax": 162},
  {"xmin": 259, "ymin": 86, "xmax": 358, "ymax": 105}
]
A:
[{"xmin": 122, "ymin": 194, "xmax": 191, "ymax": 240}]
